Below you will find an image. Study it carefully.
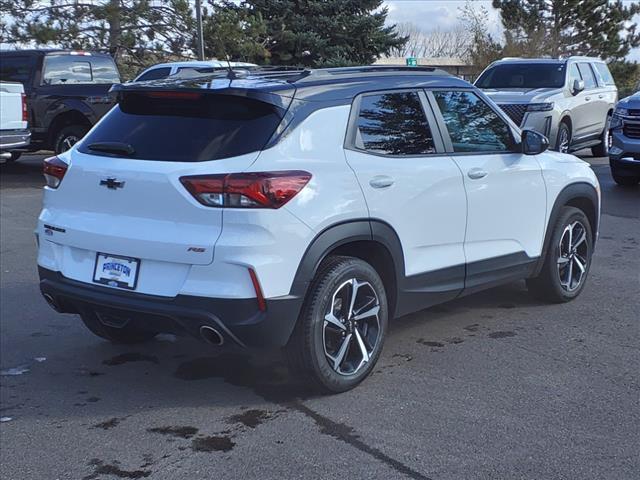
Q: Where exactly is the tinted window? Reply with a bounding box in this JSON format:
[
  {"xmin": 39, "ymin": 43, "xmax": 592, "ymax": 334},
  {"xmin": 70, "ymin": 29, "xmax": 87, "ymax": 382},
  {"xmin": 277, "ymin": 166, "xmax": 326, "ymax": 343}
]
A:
[
  {"xmin": 355, "ymin": 92, "xmax": 436, "ymax": 155},
  {"xmin": 594, "ymin": 63, "xmax": 615, "ymax": 86},
  {"xmin": 476, "ymin": 63, "xmax": 566, "ymax": 89},
  {"xmin": 0, "ymin": 55, "xmax": 36, "ymax": 84},
  {"xmin": 90, "ymin": 56, "xmax": 120, "ymax": 83},
  {"xmin": 43, "ymin": 56, "xmax": 91, "ymax": 84},
  {"xmin": 434, "ymin": 91, "xmax": 514, "ymax": 153},
  {"xmin": 78, "ymin": 93, "xmax": 283, "ymax": 162},
  {"xmin": 136, "ymin": 67, "xmax": 171, "ymax": 82},
  {"xmin": 577, "ymin": 63, "xmax": 597, "ymax": 89}
]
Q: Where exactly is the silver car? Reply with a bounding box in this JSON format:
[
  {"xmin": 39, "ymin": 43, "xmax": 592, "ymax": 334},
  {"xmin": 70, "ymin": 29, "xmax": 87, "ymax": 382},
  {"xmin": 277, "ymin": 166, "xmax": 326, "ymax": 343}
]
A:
[{"xmin": 476, "ymin": 57, "xmax": 617, "ymax": 155}]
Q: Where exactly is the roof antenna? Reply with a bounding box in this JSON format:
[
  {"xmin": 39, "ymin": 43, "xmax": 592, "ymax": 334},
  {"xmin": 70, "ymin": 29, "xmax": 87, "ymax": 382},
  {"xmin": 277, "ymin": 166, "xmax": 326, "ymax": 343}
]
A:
[{"xmin": 215, "ymin": 34, "xmax": 236, "ymax": 80}]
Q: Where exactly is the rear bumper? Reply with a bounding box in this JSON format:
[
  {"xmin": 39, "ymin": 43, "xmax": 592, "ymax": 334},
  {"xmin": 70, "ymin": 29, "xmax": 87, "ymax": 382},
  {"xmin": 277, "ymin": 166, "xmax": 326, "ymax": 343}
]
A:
[
  {"xmin": 38, "ymin": 267, "xmax": 303, "ymax": 348},
  {"xmin": 0, "ymin": 129, "xmax": 31, "ymax": 150}
]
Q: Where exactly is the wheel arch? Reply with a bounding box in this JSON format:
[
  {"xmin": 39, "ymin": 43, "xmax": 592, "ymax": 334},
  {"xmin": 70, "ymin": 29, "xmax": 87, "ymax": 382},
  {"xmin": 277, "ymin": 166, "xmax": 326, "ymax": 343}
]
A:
[
  {"xmin": 47, "ymin": 110, "xmax": 92, "ymax": 149},
  {"xmin": 289, "ymin": 219, "xmax": 405, "ymax": 319},
  {"xmin": 534, "ymin": 182, "xmax": 599, "ymax": 276}
]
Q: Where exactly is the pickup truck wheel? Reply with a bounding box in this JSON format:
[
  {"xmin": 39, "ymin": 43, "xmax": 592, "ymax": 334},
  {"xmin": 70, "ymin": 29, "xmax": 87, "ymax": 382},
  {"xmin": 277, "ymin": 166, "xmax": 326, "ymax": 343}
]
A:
[
  {"xmin": 526, "ymin": 207, "xmax": 593, "ymax": 303},
  {"xmin": 80, "ymin": 310, "xmax": 158, "ymax": 344},
  {"xmin": 591, "ymin": 115, "xmax": 611, "ymax": 157},
  {"xmin": 54, "ymin": 125, "xmax": 88, "ymax": 154},
  {"xmin": 284, "ymin": 255, "xmax": 388, "ymax": 393}
]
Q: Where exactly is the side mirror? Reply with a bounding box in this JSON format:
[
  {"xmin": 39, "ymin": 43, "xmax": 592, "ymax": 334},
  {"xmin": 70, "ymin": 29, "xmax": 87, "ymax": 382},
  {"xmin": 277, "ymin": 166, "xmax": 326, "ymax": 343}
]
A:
[
  {"xmin": 572, "ymin": 79, "xmax": 585, "ymax": 95},
  {"xmin": 521, "ymin": 129, "xmax": 549, "ymax": 155}
]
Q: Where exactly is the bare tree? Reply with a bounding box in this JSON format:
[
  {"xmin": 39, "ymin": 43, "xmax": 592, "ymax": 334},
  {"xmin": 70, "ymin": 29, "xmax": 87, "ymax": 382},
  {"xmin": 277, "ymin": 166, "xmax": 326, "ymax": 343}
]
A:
[{"xmin": 388, "ymin": 22, "xmax": 472, "ymax": 60}]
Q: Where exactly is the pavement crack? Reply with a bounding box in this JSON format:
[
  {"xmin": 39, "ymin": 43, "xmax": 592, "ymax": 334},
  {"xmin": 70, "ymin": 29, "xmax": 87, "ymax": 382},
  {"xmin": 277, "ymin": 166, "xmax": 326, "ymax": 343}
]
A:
[{"xmin": 289, "ymin": 401, "xmax": 432, "ymax": 480}]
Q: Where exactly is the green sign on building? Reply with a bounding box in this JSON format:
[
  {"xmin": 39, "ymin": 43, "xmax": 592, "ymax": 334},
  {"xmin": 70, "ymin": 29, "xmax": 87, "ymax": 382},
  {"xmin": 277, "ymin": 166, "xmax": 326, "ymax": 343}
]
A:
[{"xmin": 406, "ymin": 57, "xmax": 418, "ymax": 67}]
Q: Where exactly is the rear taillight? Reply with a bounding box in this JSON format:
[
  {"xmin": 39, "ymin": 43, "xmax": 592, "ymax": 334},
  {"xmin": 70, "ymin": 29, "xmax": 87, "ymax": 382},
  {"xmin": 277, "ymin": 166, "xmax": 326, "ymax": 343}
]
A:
[
  {"xmin": 43, "ymin": 156, "xmax": 68, "ymax": 189},
  {"xmin": 180, "ymin": 171, "xmax": 312, "ymax": 209},
  {"xmin": 21, "ymin": 93, "xmax": 28, "ymax": 122}
]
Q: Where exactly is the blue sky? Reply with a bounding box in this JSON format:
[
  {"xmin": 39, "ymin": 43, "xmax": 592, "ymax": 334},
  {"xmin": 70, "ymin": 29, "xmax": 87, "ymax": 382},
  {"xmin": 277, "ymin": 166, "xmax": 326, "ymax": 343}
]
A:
[{"xmin": 382, "ymin": 0, "xmax": 640, "ymax": 61}]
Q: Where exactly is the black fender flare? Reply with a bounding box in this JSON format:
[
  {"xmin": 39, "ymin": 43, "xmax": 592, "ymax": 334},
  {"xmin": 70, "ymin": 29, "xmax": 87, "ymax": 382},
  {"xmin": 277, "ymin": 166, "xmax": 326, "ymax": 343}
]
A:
[
  {"xmin": 534, "ymin": 182, "xmax": 599, "ymax": 276},
  {"xmin": 288, "ymin": 219, "xmax": 405, "ymax": 301}
]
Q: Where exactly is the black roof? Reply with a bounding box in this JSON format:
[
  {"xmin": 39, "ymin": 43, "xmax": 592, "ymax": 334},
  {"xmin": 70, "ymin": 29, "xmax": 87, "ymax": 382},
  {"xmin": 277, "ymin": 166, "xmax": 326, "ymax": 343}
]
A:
[{"xmin": 113, "ymin": 66, "xmax": 473, "ymax": 103}]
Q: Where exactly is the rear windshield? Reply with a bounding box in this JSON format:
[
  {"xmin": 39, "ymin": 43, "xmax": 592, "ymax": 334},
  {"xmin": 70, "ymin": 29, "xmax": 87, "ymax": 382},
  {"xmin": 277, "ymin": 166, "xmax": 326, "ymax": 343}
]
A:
[
  {"xmin": 78, "ymin": 92, "xmax": 283, "ymax": 161},
  {"xmin": 42, "ymin": 54, "xmax": 120, "ymax": 85},
  {"xmin": 476, "ymin": 63, "xmax": 566, "ymax": 89}
]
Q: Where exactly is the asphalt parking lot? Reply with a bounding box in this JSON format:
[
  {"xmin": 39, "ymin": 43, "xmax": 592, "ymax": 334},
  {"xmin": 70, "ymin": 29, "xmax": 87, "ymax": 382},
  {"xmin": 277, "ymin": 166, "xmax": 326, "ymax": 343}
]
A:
[{"xmin": 0, "ymin": 154, "xmax": 638, "ymax": 480}]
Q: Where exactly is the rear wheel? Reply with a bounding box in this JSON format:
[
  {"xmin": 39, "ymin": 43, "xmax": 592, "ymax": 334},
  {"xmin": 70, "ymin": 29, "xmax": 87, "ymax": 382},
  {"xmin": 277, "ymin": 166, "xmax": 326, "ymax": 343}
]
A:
[
  {"xmin": 54, "ymin": 124, "xmax": 89, "ymax": 154},
  {"xmin": 591, "ymin": 114, "xmax": 611, "ymax": 157},
  {"xmin": 527, "ymin": 207, "xmax": 593, "ymax": 303},
  {"xmin": 80, "ymin": 310, "xmax": 158, "ymax": 344},
  {"xmin": 285, "ymin": 256, "xmax": 388, "ymax": 393}
]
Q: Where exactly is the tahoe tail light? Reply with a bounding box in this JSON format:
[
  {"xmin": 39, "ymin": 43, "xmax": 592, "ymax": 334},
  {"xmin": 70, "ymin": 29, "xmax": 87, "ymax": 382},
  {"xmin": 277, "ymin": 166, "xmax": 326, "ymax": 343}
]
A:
[
  {"xmin": 21, "ymin": 93, "xmax": 28, "ymax": 122},
  {"xmin": 43, "ymin": 156, "xmax": 68, "ymax": 188},
  {"xmin": 180, "ymin": 171, "xmax": 312, "ymax": 209}
]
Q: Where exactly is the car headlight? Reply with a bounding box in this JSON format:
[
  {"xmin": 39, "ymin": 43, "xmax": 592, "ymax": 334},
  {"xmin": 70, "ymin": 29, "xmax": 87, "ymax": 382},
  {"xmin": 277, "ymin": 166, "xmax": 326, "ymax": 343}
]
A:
[
  {"xmin": 613, "ymin": 107, "xmax": 629, "ymax": 117},
  {"xmin": 527, "ymin": 102, "xmax": 554, "ymax": 112}
]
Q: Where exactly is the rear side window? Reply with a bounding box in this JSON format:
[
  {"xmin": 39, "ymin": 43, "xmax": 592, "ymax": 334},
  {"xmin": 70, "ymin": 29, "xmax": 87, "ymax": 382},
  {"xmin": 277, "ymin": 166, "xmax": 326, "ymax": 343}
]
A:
[
  {"xmin": 78, "ymin": 92, "xmax": 283, "ymax": 161},
  {"xmin": 434, "ymin": 91, "xmax": 514, "ymax": 153},
  {"xmin": 355, "ymin": 92, "xmax": 436, "ymax": 155},
  {"xmin": 594, "ymin": 63, "xmax": 616, "ymax": 86},
  {"xmin": 0, "ymin": 55, "xmax": 36, "ymax": 84},
  {"xmin": 42, "ymin": 55, "xmax": 119, "ymax": 85},
  {"xmin": 136, "ymin": 67, "xmax": 171, "ymax": 82},
  {"xmin": 577, "ymin": 63, "xmax": 597, "ymax": 89},
  {"xmin": 89, "ymin": 56, "xmax": 120, "ymax": 83}
]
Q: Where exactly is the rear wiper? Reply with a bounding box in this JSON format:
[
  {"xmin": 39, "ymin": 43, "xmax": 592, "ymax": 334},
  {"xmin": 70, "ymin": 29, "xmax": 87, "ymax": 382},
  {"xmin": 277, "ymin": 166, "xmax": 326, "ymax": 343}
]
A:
[{"xmin": 87, "ymin": 142, "xmax": 135, "ymax": 156}]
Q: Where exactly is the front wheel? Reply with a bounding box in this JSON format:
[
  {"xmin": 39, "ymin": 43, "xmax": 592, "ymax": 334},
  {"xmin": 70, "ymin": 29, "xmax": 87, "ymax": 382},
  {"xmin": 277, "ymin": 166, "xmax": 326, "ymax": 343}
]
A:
[
  {"xmin": 527, "ymin": 206, "xmax": 593, "ymax": 303},
  {"xmin": 285, "ymin": 256, "xmax": 388, "ymax": 393},
  {"xmin": 555, "ymin": 122, "xmax": 571, "ymax": 153},
  {"xmin": 612, "ymin": 171, "xmax": 640, "ymax": 186}
]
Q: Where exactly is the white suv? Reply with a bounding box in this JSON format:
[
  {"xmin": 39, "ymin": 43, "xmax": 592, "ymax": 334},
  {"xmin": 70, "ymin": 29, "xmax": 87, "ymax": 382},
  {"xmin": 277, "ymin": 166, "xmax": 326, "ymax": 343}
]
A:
[{"xmin": 38, "ymin": 67, "xmax": 600, "ymax": 393}]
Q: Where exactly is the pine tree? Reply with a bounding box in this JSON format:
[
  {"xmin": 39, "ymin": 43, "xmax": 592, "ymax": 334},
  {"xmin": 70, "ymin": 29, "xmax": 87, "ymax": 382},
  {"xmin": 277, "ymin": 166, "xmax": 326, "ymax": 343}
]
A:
[
  {"xmin": 0, "ymin": 0, "xmax": 196, "ymax": 77},
  {"xmin": 492, "ymin": 0, "xmax": 640, "ymax": 60},
  {"xmin": 242, "ymin": 0, "xmax": 406, "ymax": 66}
]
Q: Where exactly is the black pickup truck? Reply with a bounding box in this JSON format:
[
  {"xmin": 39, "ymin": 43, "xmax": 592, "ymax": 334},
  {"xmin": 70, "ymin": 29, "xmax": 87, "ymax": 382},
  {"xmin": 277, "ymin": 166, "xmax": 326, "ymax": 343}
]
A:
[{"xmin": 0, "ymin": 50, "xmax": 120, "ymax": 156}]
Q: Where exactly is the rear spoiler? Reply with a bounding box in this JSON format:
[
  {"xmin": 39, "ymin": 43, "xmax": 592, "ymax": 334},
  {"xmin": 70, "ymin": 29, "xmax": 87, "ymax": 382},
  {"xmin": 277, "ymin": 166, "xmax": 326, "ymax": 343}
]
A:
[{"xmin": 110, "ymin": 76, "xmax": 296, "ymax": 111}]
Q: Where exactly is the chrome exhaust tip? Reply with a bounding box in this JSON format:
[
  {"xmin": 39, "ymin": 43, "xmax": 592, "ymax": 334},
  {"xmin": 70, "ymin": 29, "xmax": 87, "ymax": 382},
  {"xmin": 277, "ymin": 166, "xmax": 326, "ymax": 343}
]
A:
[
  {"xmin": 42, "ymin": 293, "xmax": 61, "ymax": 312},
  {"xmin": 199, "ymin": 325, "xmax": 224, "ymax": 346}
]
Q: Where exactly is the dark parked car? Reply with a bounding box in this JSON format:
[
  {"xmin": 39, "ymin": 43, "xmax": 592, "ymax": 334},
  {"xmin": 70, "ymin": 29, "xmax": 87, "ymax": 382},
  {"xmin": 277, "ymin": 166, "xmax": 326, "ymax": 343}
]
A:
[
  {"xmin": 0, "ymin": 50, "xmax": 120, "ymax": 156},
  {"xmin": 609, "ymin": 93, "xmax": 640, "ymax": 186}
]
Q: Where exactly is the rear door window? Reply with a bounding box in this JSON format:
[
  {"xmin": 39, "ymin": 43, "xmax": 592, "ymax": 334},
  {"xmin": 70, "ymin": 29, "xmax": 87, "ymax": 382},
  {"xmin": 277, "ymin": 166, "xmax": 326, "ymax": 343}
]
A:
[
  {"xmin": 78, "ymin": 92, "xmax": 284, "ymax": 161},
  {"xmin": 433, "ymin": 91, "xmax": 515, "ymax": 153},
  {"xmin": 577, "ymin": 63, "xmax": 597, "ymax": 89},
  {"xmin": 354, "ymin": 91, "xmax": 436, "ymax": 155},
  {"xmin": 593, "ymin": 63, "xmax": 616, "ymax": 86},
  {"xmin": 136, "ymin": 67, "xmax": 171, "ymax": 82},
  {"xmin": 0, "ymin": 55, "xmax": 36, "ymax": 84}
]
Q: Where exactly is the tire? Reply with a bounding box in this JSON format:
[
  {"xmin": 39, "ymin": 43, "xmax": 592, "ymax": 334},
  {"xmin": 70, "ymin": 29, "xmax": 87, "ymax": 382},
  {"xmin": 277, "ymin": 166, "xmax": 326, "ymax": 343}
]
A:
[
  {"xmin": 555, "ymin": 121, "xmax": 571, "ymax": 153},
  {"xmin": 612, "ymin": 171, "xmax": 640, "ymax": 186},
  {"xmin": 591, "ymin": 115, "xmax": 611, "ymax": 157},
  {"xmin": 526, "ymin": 206, "xmax": 593, "ymax": 303},
  {"xmin": 80, "ymin": 310, "xmax": 158, "ymax": 344},
  {"xmin": 284, "ymin": 255, "xmax": 389, "ymax": 393},
  {"xmin": 54, "ymin": 124, "xmax": 89, "ymax": 154}
]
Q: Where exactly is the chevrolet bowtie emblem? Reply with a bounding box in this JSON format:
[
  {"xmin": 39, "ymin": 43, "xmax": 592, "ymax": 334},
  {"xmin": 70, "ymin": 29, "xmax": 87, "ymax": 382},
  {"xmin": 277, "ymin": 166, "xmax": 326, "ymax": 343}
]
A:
[{"xmin": 100, "ymin": 178, "xmax": 125, "ymax": 190}]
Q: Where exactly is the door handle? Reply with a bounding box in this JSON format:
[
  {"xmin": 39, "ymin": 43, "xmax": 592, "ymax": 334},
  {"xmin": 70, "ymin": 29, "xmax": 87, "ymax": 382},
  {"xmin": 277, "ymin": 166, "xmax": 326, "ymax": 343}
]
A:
[
  {"xmin": 598, "ymin": 94, "xmax": 604, "ymax": 99},
  {"xmin": 369, "ymin": 175, "xmax": 394, "ymax": 189},
  {"xmin": 467, "ymin": 168, "xmax": 488, "ymax": 180},
  {"xmin": 585, "ymin": 96, "xmax": 591, "ymax": 101}
]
